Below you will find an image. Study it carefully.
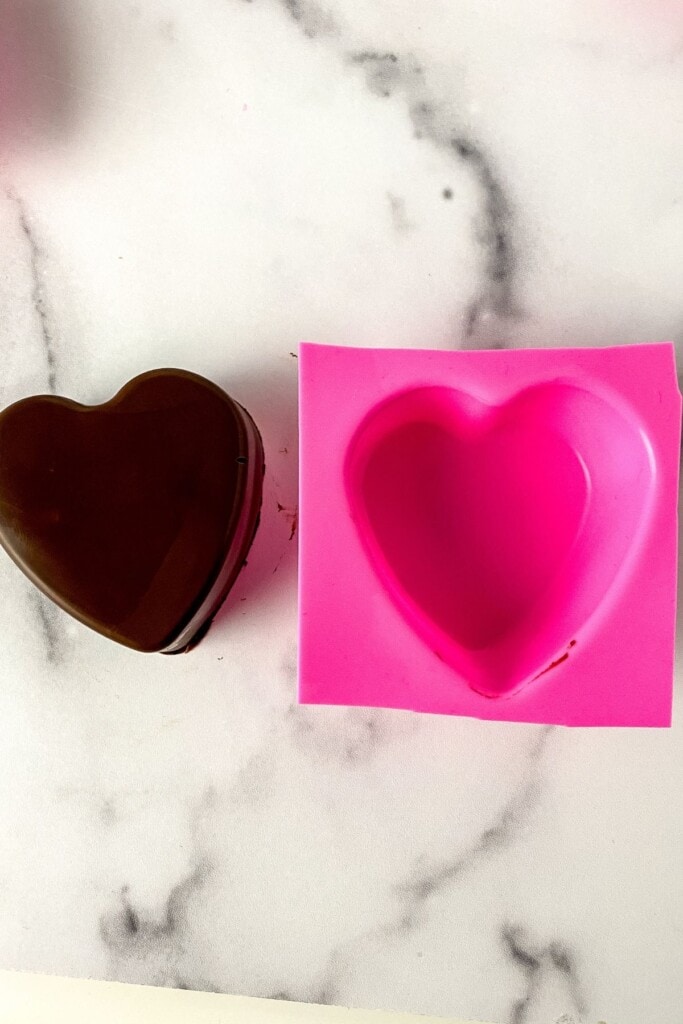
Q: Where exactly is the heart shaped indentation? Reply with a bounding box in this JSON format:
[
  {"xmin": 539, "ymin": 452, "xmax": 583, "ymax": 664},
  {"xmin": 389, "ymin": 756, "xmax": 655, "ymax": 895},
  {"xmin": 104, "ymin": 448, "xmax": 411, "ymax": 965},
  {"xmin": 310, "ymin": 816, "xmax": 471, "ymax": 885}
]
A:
[
  {"xmin": 345, "ymin": 383, "xmax": 654, "ymax": 697},
  {"xmin": 0, "ymin": 370, "xmax": 264, "ymax": 653}
]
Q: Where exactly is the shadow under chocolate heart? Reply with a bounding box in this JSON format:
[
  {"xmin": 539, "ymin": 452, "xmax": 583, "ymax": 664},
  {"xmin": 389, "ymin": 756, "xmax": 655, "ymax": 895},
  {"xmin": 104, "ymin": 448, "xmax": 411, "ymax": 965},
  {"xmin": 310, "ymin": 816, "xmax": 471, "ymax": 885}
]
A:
[{"xmin": 345, "ymin": 382, "xmax": 655, "ymax": 697}]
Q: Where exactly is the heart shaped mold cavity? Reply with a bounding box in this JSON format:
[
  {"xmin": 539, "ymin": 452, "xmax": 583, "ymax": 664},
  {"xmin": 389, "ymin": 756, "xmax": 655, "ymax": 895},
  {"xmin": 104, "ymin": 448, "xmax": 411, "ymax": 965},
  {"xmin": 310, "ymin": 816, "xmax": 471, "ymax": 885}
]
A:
[{"xmin": 345, "ymin": 382, "xmax": 655, "ymax": 697}]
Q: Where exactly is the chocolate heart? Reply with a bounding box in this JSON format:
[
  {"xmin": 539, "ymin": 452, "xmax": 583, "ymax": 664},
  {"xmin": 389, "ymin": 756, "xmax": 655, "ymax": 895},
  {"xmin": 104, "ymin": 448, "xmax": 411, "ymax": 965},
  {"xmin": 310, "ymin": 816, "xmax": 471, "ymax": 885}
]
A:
[{"xmin": 0, "ymin": 370, "xmax": 264, "ymax": 653}]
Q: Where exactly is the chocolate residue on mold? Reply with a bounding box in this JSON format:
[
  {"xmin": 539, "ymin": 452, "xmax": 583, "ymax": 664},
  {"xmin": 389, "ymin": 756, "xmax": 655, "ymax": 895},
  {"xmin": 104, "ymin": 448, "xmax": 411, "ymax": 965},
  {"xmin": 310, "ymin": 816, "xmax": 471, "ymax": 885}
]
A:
[
  {"xmin": 533, "ymin": 652, "xmax": 569, "ymax": 679},
  {"xmin": 277, "ymin": 502, "xmax": 298, "ymax": 540},
  {"xmin": 533, "ymin": 640, "xmax": 577, "ymax": 680}
]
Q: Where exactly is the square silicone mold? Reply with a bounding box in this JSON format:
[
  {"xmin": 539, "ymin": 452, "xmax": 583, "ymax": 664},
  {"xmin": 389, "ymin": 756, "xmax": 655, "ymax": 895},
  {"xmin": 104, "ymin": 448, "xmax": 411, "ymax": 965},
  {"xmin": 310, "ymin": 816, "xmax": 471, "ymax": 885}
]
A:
[{"xmin": 298, "ymin": 342, "xmax": 681, "ymax": 727}]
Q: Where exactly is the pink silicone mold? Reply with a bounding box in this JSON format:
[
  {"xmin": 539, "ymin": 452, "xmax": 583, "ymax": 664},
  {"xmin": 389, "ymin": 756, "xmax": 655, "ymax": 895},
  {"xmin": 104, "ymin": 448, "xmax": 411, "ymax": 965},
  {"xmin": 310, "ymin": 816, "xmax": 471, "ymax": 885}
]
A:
[
  {"xmin": 299, "ymin": 343, "xmax": 681, "ymax": 726},
  {"xmin": 345, "ymin": 382, "xmax": 654, "ymax": 699}
]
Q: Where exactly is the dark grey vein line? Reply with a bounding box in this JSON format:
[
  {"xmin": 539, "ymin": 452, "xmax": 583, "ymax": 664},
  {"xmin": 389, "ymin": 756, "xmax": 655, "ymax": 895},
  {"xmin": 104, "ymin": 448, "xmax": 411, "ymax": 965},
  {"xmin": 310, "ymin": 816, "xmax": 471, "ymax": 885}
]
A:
[
  {"xmin": 451, "ymin": 136, "xmax": 517, "ymax": 336},
  {"xmin": 347, "ymin": 51, "xmax": 520, "ymax": 343},
  {"xmin": 100, "ymin": 860, "xmax": 212, "ymax": 953},
  {"xmin": 165, "ymin": 860, "xmax": 211, "ymax": 933},
  {"xmin": 253, "ymin": 730, "xmax": 553, "ymax": 1009},
  {"xmin": 6, "ymin": 188, "xmax": 58, "ymax": 393},
  {"xmin": 282, "ymin": 0, "xmax": 303, "ymax": 20},
  {"xmin": 241, "ymin": 0, "xmax": 335, "ymax": 37},
  {"xmin": 502, "ymin": 926, "xmax": 542, "ymax": 1024},
  {"xmin": 400, "ymin": 775, "xmax": 539, "ymax": 905},
  {"xmin": 99, "ymin": 789, "xmax": 217, "ymax": 990},
  {"xmin": 344, "ymin": 714, "xmax": 380, "ymax": 763},
  {"xmin": 410, "ymin": 106, "xmax": 518, "ymax": 342},
  {"xmin": 308, "ymin": 727, "xmax": 553, "ymax": 1006},
  {"xmin": 278, "ymin": 0, "xmax": 337, "ymax": 38},
  {"xmin": 351, "ymin": 50, "xmax": 398, "ymax": 65},
  {"xmin": 501, "ymin": 926, "xmax": 587, "ymax": 1024},
  {"xmin": 548, "ymin": 941, "xmax": 587, "ymax": 1019},
  {"xmin": 29, "ymin": 591, "xmax": 63, "ymax": 665},
  {"xmin": 237, "ymin": 3, "xmax": 521, "ymax": 343},
  {"xmin": 175, "ymin": 976, "xmax": 220, "ymax": 993},
  {"xmin": 399, "ymin": 725, "xmax": 551, "ymax": 909}
]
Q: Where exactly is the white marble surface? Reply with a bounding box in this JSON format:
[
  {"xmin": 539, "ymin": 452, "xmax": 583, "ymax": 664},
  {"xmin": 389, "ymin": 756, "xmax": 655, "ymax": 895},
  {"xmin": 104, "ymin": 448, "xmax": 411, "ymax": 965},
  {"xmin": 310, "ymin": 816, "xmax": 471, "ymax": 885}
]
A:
[{"xmin": 0, "ymin": 2, "xmax": 682, "ymax": 1022}]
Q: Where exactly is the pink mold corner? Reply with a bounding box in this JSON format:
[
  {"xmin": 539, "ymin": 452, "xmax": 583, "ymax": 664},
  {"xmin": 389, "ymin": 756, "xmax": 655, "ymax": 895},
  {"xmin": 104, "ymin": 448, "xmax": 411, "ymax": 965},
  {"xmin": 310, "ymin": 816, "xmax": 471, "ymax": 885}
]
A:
[{"xmin": 297, "ymin": 342, "xmax": 682, "ymax": 727}]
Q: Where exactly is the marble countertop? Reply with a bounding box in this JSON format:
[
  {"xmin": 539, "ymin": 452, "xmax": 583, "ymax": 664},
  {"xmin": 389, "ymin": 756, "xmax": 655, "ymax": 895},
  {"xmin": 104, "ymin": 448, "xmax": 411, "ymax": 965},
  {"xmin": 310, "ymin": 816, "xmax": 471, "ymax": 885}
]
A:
[{"xmin": 1, "ymin": 2, "xmax": 682, "ymax": 1023}]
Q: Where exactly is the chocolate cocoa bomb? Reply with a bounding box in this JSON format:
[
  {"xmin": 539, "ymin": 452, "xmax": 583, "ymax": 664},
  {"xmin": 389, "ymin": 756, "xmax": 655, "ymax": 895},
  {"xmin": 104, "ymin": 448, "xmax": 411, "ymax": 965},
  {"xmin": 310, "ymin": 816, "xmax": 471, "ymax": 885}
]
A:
[{"xmin": 0, "ymin": 369, "xmax": 264, "ymax": 653}]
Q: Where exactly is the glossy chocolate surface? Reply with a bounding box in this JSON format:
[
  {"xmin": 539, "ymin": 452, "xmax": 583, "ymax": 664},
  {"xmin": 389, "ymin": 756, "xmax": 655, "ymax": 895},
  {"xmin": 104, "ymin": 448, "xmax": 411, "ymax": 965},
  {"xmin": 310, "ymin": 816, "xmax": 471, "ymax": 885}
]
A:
[{"xmin": 0, "ymin": 370, "xmax": 264, "ymax": 652}]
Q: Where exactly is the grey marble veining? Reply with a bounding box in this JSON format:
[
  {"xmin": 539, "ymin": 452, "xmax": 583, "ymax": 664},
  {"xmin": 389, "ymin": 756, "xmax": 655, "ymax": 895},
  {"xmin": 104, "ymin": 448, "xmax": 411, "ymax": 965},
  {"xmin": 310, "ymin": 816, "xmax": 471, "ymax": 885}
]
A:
[
  {"xmin": 5, "ymin": 188, "xmax": 59, "ymax": 392},
  {"xmin": 0, "ymin": 2, "xmax": 682, "ymax": 1023}
]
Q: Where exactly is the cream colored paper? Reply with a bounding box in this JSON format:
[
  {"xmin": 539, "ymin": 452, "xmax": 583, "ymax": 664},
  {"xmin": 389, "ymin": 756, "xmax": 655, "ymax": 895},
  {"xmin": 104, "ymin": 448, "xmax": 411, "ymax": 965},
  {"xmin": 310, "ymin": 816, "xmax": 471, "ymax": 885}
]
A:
[{"xmin": 0, "ymin": 971, "xmax": 489, "ymax": 1024}]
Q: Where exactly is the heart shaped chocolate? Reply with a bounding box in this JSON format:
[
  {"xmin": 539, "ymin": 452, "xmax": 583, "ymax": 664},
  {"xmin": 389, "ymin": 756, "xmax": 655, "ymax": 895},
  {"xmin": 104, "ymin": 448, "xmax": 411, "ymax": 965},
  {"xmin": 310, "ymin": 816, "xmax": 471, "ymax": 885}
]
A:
[
  {"xmin": 345, "ymin": 382, "xmax": 654, "ymax": 697},
  {"xmin": 0, "ymin": 370, "xmax": 264, "ymax": 653}
]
